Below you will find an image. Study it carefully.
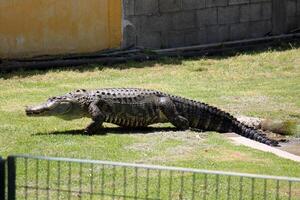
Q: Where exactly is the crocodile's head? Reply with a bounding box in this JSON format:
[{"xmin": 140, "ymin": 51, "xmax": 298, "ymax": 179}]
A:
[{"xmin": 25, "ymin": 94, "xmax": 87, "ymax": 120}]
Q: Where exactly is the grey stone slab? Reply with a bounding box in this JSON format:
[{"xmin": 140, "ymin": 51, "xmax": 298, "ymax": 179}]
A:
[
  {"xmin": 218, "ymin": 6, "xmax": 240, "ymax": 24},
  {"xmin": 249, "ymin": 20, "xmax": 272, "ymax": 38},
  {"xmin": 196, "ymin": 8, "xmax": 218, "ymax": 27},
  {"xmin": 240, "ymin": 4, "xmax": 251, "ymax": 22},
  {"xmin": 123, "ymin": 21, "xmax": 137, "ymax": 47},
  {"xmin": 287, "ymin": 0, "xmax": 297, "ymax": 17},
  {"xmin": 184, "ymin": 30, "xmax": 201, "ymax": 45},
  {"xmin": 206, "ymin": 25, "xmax": 230, "ymax": 43},
  {"xmin": 240, "ymin": 3, "xmax": 262, "ymax": 22},
  {"xmin": 172, "ymin": 11, "xmax": 197, "ymax": 30},
  {"xmin": 272, "ymin": 0, "xmax": 287, "ymax": 34},
  {"xmin": 182, "ymin": 0, "xmax": 205, "ymax": 10},
  {"xmin": 206, "ymin": 0, "xmax": 228, "ymax": 8},
  {"xmin": 138, "ymin": 14, "xmax": 173, "ymax": 32},
  {"xmin": 197, "ymin": 29, "xmax": 208, "ymax": 44},
  {"xmin": 137, "ymin": 31, "xmax": 162, "ymax": 48},
  {"xmin": 123, "ymin": 0, "xmax": 135, "ymax": 16},
  {"xmin": 261, "ymin": 2, "xmax": 272, "ymax": 20},
  {"xmin": 159, "ymin": 0, "xmax": 182, "ymax": 12},
  {"xmin": 135, "ymin": 0, "xmax": 159, "ymax": 15},
  {"xmin": 229, "ymin": 0, "xmax": 249, "ymax": 5},
  {"xmin": 230, "ymin": 22, "xmax": 250, "ymax": 40},
  {"xmin": 167, "ymin": 31, "xmax": 186, "ymax": 47},
  {"xmin": 286, "ymin": 16, "xmax": 298, "ymax": 31},
  {"xmin": 252, "ymin": 4, "xmax": 263, "ymax": 20}
]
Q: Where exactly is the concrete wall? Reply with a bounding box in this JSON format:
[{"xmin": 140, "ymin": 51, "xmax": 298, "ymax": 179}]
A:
[
  {"xmin": 0, "ymin": 0, "xmax": 298, "ymax": 59},
  {"xmin": 0, "ymin": 0, "xmax": 122, "ymax": 59},
  {"xmin": 123, "ymin": 0, "xmax": 300, "ymax": 49}
]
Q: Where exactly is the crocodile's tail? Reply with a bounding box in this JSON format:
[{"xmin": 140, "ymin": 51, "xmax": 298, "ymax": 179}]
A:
[
  {"xmin": 231, "ymin": 120, "xmax": 279, "ymax": 146},
  {"xmin": 172, "ymin": 97, "xmax": 279, "ymax": 146}
]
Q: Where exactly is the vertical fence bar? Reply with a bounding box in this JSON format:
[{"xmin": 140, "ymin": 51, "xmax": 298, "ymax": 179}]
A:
[
  {"xmin": 203, "ymin": 174, "xmax": 207, "ymax": 200},
  {"xmin": 46, "ymin": 160, "xmax": 50, "ymax": 200},
  {"xmin": 263, "ymin": 179, "xmax": 267, "ymax": 200},
  {"xmin": 24, "ymin": 158, "xmax": 28, "ymax": 200},
  {"xmin": 227, "ymin": 176, "xmax": 231, "ymax": 200},
  {"xmin": 100, "ymin": 164, "xmax": 105, "ymax": 200},
  {"xmin": 0, "ymin": 157, "xmax": 5, "ymax": 200},
  {"xmin": 79, "ymin": 163, "xmax": 83, "ymax": 200},
  {"xmin": 134, "ymin": 167, "xmax": 138, "ymax": 200},
  {"xmin": 168, "ymin": 170, "xmax": 173, "ymax": 200},
  {"xmin": 90, "ymin": 163, "xmax": 94, "ymax": 200},
  {"xmin": 239, "ymin": 177, "xmax": 243, "ymax": 200},
  {"xmin": 179, "ymin": 171, "xmax": 184, "ymax": 199},
  {"xmin": 251, "ymin": 178, "xmax": 255, "ymax": 200},
  {"xmin": 288, "ymin": 181, "xmax": 292, "ymax": 200},
  {"xmin": 123, "ymin": 167, "xmax": 127, "ymax": 199},
  {"xmin": 191, "ymin": 173, "xmax": 196, "ymax": 200},
  {"xmin": 276, "ymin": 180, "xmax": 280, "ymax": 200},
  {"xmin": 112, "ymin": 166, "xmax": 116, "ymax": 200},
  {"xmin": 145, "ymin": 169, "xmax": 149, "ymax": 199},
  {"xmin": 57, "ymin": 161, "xmax": 61, "ymax": 200},
  {"xmin": 35, "ymin": 159, "xmax": 39, "ymax": 200},
  {"xmin": 157, "ymin": 170, "xmax": 161, "ymax": 199},
  {"xmin": 68, "ymin": 162, "xmax": 72, "ymax": 200},
  {"xmin": 215, "ymin": 174, "xmax": 219, "ymax": 200},
  {"xmin": 7, "ymin": 156, "xmax": 16, "ymax": 200}
]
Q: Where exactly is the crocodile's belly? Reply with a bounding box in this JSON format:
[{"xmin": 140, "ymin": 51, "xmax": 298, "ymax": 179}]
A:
[{"xmin": 103, "ymin": 102, "xmax": 166, "ymax": 127}]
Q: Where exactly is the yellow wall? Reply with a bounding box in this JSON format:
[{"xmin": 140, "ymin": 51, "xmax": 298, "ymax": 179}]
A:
[{"xmin": 0, "ymin": 0, "xmax": 122, "ymax": 59}]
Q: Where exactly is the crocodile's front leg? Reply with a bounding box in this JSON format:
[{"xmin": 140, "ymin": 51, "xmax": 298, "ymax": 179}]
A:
[
  {"xmin": 84, "ymin": 101, "xmax": 105, "ymax": 135},
  {"xmin": 158, "ymin": 97, "xmax": 189, "ymax": 130}
]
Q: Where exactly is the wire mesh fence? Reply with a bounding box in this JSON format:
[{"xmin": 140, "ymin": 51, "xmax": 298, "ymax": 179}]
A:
[{"xmin": 5, "ymin": 155, "xmax": 300, "ymax": 200}]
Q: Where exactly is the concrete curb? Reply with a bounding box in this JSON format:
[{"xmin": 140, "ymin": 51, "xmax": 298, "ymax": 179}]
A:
[{"xmin": 224, "ymin": 133, "xmax": 300, "ymax": 162}]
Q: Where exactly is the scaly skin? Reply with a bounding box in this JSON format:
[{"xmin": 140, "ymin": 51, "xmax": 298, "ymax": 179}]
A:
[{"xmin": 25, "ymin": 88, "xmax": 279, "ymax": 146}]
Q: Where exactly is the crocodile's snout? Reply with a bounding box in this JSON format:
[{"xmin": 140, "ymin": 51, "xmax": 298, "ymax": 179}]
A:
[{"xmin": 25, "ymin": 105, "xmax": 49, "ymax": 116}]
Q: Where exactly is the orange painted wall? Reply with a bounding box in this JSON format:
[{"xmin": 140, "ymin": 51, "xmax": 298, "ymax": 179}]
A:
[{"xmin": 0, "ymin": 0, "xmax": 122, "ymax": 59}]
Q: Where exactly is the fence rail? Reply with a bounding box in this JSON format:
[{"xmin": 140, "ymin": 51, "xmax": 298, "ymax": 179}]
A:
[{"xmin": 2, "ymin": 155, "xmax": 300, "ymax": 200}]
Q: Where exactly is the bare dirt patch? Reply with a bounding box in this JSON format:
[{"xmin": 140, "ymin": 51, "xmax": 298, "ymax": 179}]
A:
[
  {"xmin": 126, "ymin": 131, "xmax": 206, "ymax": 163},
  {"xmin": 221, "ymin": 95, "xmax": 298, "ymax": 115}
]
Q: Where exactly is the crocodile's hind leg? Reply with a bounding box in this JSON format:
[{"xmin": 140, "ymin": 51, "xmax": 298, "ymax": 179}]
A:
[
  {"xmin": 158, "ymin": 97, "xmax": 189, "ymax": 130},
  {"xmin": 84, "ymin": 101, "xmax": 105, "ymax": 135}
]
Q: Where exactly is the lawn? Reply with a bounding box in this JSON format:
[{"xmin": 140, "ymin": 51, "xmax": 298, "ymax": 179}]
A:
[{"xmin": 0, "ymin": 44, "xmax": 299, "ymax": 180}]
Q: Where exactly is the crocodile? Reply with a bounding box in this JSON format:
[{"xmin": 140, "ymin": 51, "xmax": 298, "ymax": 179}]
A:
[{"xmin": 25, "ymin": 88, "xmax": 279, "ymax": 146}]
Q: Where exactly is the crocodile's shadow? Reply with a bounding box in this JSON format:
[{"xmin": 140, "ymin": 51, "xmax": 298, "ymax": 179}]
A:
[{"xmin": 34, "ymin": 127, "xmax": 181, "ymax": 136}]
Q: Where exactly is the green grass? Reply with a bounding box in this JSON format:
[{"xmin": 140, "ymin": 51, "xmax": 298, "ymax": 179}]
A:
[{"xmin": 0, "ymin": 45, "xmax": 300, "ymax": 199}]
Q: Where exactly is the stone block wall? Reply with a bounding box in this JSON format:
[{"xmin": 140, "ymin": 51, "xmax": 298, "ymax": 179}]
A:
[
  {"xmin": 123, "ymin": 0, "xmax": 300, "ymax": 49},
  {"xmin": 286, "ymin": 0, "xmax": 300, "ymax": 31}
]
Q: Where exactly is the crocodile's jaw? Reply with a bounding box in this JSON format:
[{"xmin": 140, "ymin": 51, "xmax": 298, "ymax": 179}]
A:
[
  {"xmin": 25, "ymin": 103, "xmax": 50, "ymax": 116},
  {"xmin": 25, "ymin": 101, "xmax": 72, "ymax": 117}
]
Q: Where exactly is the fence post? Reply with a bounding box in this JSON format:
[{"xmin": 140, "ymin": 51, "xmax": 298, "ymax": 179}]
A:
[
  {"xmin": 7, "ymin": 156, "xmax": 16, "ymax": 200},
  {"xmin": 0, "ymin": 157, "xmax": 5, "ymax": 200}
]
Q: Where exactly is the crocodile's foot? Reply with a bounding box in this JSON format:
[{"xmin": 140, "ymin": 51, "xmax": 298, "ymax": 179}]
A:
[
  {"xmin": 173, "ymin": 116, "xmax": 189, "ymax": 130},
  {"xmin": 84, "ymin": 123, "xmax": 105, "ymax": 136}
]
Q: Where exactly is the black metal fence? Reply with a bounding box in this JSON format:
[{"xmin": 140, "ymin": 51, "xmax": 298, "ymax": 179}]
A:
[{"xmin": 1, "ymin": 155, "xmax": 300, "ymax": 200}]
